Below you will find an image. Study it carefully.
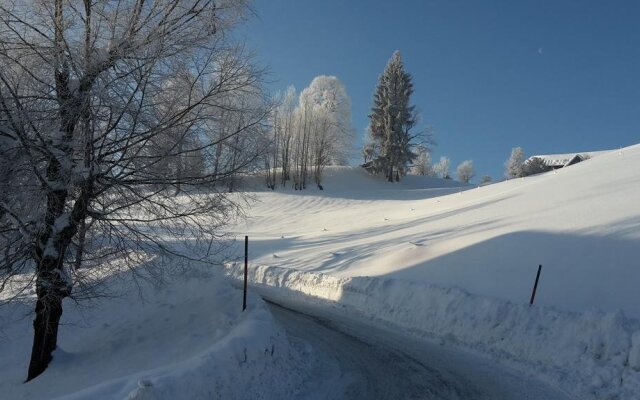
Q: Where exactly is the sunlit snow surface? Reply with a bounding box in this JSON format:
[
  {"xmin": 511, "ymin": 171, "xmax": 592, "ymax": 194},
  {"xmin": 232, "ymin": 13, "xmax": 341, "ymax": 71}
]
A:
[
  {"xmin": 2, "ymin": 144, "xmax": 639, "ymax": 400},
  {"xmin": 239, "ymin": 146, "xmax": 640, "ymax": 318},
  {"xmin": 228, "ymin": 144, "xmax": 640, "ymax": 399}
]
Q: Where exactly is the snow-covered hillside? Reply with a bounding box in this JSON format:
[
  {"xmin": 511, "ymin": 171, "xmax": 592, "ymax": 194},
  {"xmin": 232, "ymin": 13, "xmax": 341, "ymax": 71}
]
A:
[
  {"xmin": 238, "ymin": 146, "xmax": 639, "ymax": 318},
  {"xmin": 2, "ymin": 146, "xmax": 638, "ymax": 400},
  {"xmin": 229, "ymin": 144, "xmax": 640, "ymax": 399}
]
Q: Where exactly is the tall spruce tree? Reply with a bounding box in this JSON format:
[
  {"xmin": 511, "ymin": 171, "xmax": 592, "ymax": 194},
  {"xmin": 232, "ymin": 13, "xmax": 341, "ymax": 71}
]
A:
[{"xmin": 366, "ymin": 51, "xmax": 418, "ymax": 181}]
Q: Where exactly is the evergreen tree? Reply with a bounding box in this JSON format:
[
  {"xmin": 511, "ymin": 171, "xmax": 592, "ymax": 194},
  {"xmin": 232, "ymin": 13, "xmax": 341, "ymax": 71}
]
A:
[
  {"xmin": 505, "ymin": 147, "xmax": 526, "ymax": 179},
  {"xmin": 366, "ymin": 51, "xmax": 418, "ymax": 182},
  {"xmin": 522, "ymin": 156, "xmax": 551, "ymax": 176}
]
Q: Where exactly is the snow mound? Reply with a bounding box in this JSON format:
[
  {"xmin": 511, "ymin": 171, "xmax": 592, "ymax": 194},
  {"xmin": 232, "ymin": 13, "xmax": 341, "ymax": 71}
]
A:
[
  {"xmin": 0, "ymin": 269, "xmax": 312, "ymax": 400},
  {"xmin": 226, "ymin": 263, "xmax": 640, "ymax": 400}
]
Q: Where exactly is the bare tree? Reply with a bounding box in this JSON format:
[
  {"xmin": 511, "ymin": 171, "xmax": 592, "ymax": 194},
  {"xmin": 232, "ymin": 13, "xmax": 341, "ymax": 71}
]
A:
[
  {"xmin": 299, "ymin": 76, "xmax": 354, "ymax": 188},
  {"xmin": 265, "ymin": 86, "xmax": 296, "ymax": 189},
  {"xmin": 434, "ymin": 156, "xmax": 451, "ymax": 179},
  {"xmin": 411, "ymin": 144, "xmax": 433, "ymax": 176},
  {"xmin": 0, "ymin": 0, "xmax": 266, "ymax": 381},
  {"xmin": 265, "ymin": 77, "xmax": 355, "ymax": 191},
  {"xmin": 456, "ymin": 160, "xmax": 475, "ymax": 183},
  {"xmin": 278, "ymin": 87, "xmax": 297, "ymax": 187}
]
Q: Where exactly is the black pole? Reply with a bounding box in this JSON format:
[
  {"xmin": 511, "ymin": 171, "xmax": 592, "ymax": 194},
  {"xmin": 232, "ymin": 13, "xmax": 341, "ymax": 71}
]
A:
[
  {"xmin": 243, "ymin": 236, "xmax": 248, "ymax": 312},
  {"xmin": 529, "ymin": 264, "xmax": 542, "ymax": 306}
]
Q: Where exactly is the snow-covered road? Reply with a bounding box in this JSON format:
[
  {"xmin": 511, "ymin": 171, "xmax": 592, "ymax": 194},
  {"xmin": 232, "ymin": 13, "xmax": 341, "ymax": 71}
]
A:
[{"xmin": 267, "ymin": 301, "xmax": 574, "ymax": 400}]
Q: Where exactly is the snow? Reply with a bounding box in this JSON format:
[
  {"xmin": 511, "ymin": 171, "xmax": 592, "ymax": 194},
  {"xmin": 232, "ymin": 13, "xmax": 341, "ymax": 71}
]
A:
[
  {"xmin": 0, "ymin": 267, "xmax": 314, "ymax": 399},
  {"xmin": 226, "ymin": 264, "xmax": 639, "ymax": 399},
  {"xmin": 225, "ymin": 143, "xmax": 640, "ymax": 399},
  {"xmin": 236, "ymin": 147, "xmax": 640, "ymax": 318},
  {"xmin": 2, "ymin": 143, "xmax": 638, "ymax": 399}
]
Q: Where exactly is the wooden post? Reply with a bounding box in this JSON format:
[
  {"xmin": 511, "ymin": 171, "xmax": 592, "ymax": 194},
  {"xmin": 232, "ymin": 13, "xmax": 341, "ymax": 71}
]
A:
[
  {"xmin": 529, "ymin": 264, "xmax": 542, "ymax": 306},
  {"xmin": 243, "ymin": 235, "xmax": 248, "ymax": 312}
]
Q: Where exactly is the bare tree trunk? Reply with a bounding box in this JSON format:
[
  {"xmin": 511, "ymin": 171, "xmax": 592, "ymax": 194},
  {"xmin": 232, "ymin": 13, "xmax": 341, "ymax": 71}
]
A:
[
  {"xmin": 27, "ymin": 257, "xmax": 70, "ymax": 381},
  {"xmin": 174, "ymin": 139, "xmax": 184, "ymax": 195},
  {"xmin": 26, "ymin": 1, "xmax": 74, "ymax": 379}
]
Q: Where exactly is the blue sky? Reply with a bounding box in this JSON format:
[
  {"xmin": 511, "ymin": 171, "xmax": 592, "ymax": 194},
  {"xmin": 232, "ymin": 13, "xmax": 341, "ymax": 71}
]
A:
[{"xmin": 240, "ymin": 0, "xmax": 639, "ymax": 180}]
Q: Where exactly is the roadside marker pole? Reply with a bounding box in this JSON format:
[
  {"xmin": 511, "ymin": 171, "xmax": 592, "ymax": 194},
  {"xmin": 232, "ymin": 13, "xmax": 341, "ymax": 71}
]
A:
[
  {"xmin": 529, "ymin": 264, "xmax": 542, "ymax": 306},
  {"xmin": 243, "ymin": 236, "xmax": 248, "ymax": 312}
]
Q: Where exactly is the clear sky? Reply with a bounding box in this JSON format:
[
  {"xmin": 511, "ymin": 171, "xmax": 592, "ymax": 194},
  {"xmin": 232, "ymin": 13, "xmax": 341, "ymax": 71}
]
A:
[{"xmin": 240, "ymin": 0, "xmax": 639, "ymax": 180}]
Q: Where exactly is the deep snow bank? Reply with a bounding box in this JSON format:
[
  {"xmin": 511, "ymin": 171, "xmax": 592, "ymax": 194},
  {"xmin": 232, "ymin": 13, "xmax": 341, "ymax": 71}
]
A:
[
  {"xmin": 0, "ymin": 268, "xmax": 312, "ymax": 400},
  {"xmin": 226, "ymin": 263, "xmax": 640, "ymax": 400}
]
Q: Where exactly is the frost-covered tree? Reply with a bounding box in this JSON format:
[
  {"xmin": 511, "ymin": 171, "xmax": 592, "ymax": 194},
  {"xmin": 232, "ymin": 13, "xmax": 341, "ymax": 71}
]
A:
[
  {"xmin": 365, "ymin": 51, "xmax": 418, "ymax": 182},
  {"xmin": 411, "ymin": 144, "xmax": 433, "ymax": 176},
  {"xmin": 456, "ymin": 160, "xmax": 475, "ymax": 183},
  {"xmin": 522, "ymin": 156, "xmax": 551, "ymax": 177},
  {"xmin": 277, "ymin": 76, "xmax": 355, "ymax": 190},
  {"xmin": 266, "ymin": 86, "xmax": 297, "ymax": 189},
  {"xmin": 505, "ymin": 147, "xmax": 526, "ymax": 179},
  {"xmin": 434, "ymin": 156, "xmax": 451, "ymax": 179},
  {"xmin": 298, "ymin": 76, "xmax": 354, "ymax": 188},
  {"xmin": 480, "ymin": 175, "xmax": 492, "ymax": 185},
  {"xmin": 0, "ymin": 0, "xmax": 265, "ymax": 380},
  {"xmin": 145, "ymin": 71, "xmax": 208, "ymax": 194}
]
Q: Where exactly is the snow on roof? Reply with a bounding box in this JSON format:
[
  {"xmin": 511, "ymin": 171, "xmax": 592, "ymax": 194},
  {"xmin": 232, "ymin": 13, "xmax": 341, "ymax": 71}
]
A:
[{"xmin": 527, "ymin": 150, "xmax": 613, "ymax": 167}]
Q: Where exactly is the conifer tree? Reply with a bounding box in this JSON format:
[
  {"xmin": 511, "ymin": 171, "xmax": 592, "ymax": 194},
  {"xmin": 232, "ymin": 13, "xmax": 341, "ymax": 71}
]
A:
[
  {"xmin": 366, "ymin": 51, "xmax": 418, "ymax": 182},
  {"xmin": 505, "ymin": 147, "xmax": 526, "ymax": 179}
]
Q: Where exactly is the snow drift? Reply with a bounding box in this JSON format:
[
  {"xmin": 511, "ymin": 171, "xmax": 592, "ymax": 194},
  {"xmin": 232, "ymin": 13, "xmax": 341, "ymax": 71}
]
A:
[
  {"xmin": 228, "ymin": 143, "xmax": 640, "ymax": 399},
  {"xmin": 0, "ymin": 268, "xmax": 312, "ymax": 400},
  {"xmin": 226, "ymin": 263, "xmax": 640, "ymax": 400}
]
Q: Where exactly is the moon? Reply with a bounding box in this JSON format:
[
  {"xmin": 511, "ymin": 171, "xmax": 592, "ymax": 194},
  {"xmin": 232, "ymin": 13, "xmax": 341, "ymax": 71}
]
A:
[{"xmin": 538, "ymin": 47, "xmax": 544, "ymax": 55}]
